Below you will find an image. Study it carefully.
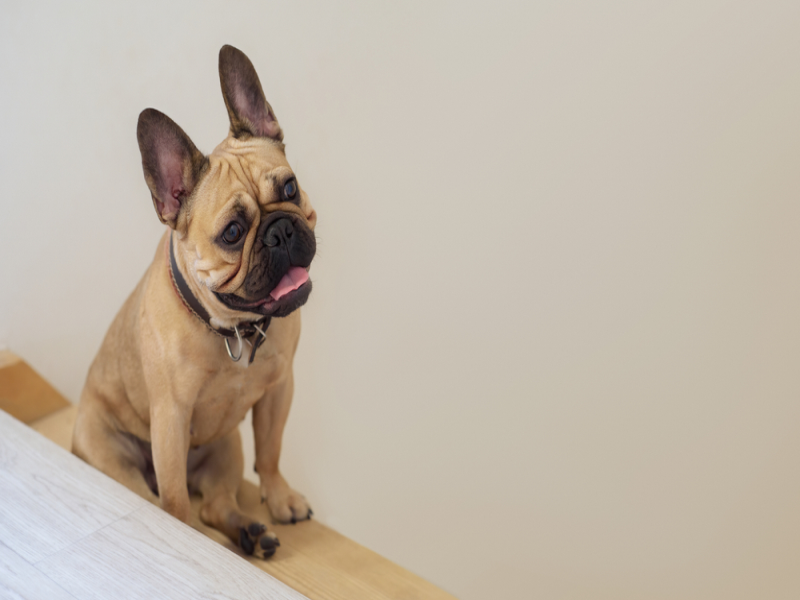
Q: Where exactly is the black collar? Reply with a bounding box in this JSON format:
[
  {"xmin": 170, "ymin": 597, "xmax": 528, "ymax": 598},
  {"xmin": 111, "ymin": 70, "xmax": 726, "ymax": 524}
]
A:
[{"xmin": 167, "ymin": 232, "xmax": 270, "ymax": 364}]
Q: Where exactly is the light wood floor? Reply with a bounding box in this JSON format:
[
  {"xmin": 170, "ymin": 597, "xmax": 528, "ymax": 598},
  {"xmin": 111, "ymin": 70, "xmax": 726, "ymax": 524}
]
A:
[{"xmin": 0, "ymin": 409, "xmax": 306, "ymax": 600}]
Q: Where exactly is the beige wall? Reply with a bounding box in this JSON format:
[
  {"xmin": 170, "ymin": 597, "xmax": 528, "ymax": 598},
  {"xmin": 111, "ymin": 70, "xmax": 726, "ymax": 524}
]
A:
[{"xmin": 2, "ymin": 1, "xmax": 800, "ymax": 598}]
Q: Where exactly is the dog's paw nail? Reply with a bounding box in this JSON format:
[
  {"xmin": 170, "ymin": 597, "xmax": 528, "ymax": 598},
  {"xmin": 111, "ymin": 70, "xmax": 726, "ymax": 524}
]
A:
[
  {"xmin": 253, "ymin": 463, "xmax": 258, "ymax": 473},
  {"xmin": 307, "ymin": 508, "xmax": 313, "ymax": 517},
  {"xmin": 290, "ymin": 515, "xmax": 297, "ymax": 524},
  {"xmin": 248, "ymin": 522, "xmax": 265, "ymax": 537},
  {"xmin": 239, "ymin": 527, "xmax": 255, "ymax": 555},
  {"xmin": 260, "ymin": 496, "xmax": 266, "ymax": 504},
  {"xmin": 259, "ymin": 534, "xmax": 279, "ymax": 558},
  {"xmin": 260, "ymin": 536, "xmax": 277, "ymax": 551}
]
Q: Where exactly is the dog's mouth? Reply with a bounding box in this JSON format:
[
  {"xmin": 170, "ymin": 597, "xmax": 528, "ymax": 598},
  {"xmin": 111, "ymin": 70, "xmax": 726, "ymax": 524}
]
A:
[
  {"xmin": 214, "ymin": 266, "xmax": 312, "ymax": 318},
  {"xmin": 268, "ymin": 266, "xmax": 309, "ymax": 301}
]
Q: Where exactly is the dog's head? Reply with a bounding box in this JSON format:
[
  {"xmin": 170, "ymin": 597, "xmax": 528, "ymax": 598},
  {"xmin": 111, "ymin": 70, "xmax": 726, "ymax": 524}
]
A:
[{"xmin": 137, "ymin": 45, "xmax": 316, "ymax": 325}]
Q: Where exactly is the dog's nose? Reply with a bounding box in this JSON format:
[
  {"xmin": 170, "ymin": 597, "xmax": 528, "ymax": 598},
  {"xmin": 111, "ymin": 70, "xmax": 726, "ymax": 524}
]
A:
[{"xmin": 264, "ymin": 218, "xmax": 294, "ymax": 248}]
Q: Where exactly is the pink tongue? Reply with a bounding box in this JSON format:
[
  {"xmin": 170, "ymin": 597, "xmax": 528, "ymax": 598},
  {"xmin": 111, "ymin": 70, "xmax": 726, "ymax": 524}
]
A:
[{"xmin": 269, "ymin": 266, "xmax": 309, "ymax": 301}]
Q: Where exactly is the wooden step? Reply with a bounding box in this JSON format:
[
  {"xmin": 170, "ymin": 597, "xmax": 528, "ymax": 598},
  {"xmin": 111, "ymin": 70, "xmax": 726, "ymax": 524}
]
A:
[
  {"xmin": 0, "ymin": 350, "xmax": 70, "ymax": 424},
  {"xmin": 2, "ymin": 352, "xmax": 456, "ymax": 600},
  {"xmin": 0, "ymin": 408, "xmax": 304, "ymax": 600}
]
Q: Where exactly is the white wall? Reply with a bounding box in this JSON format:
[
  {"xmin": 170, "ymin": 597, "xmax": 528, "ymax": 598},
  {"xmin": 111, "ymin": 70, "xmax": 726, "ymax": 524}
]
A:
[{"xmin": 2, "ymin": 2, "xmax": 800, "ymax": 598}]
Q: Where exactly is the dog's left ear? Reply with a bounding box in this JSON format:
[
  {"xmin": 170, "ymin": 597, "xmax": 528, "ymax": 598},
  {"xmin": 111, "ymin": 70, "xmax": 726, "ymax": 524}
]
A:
[{"xmin": 219, "ymin": 45, "xmax": 283, "ymax": 142}]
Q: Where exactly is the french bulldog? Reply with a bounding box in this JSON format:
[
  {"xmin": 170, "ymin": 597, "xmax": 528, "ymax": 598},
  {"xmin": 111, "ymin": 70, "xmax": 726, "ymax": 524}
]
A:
[{"xmin": 72, "ymin": 45, "xmax": 317, "ymax": 558}]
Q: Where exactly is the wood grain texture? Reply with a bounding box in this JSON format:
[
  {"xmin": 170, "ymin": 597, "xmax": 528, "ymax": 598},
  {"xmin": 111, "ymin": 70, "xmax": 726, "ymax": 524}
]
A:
[
  {"xmin": 1, "ymin": 409, "xmax": 308, "ymax": 600},
  {"xmin": 32, "ymin": 406, "xmax": 458, "ymax": 600},
  {"xmin": 0, "ymin": 540, "xmax": 77, "ymax": 600},
  {"xmin": 0, "ymin": 351, "xmax": 69, "ymax": 424},
  {"xmin": 37, "ymin": 503, "xmax": 305, "ymax": 600},
  {"xmin": 0, "ymin": 409, "xmax": 145, "ymax": 563}
]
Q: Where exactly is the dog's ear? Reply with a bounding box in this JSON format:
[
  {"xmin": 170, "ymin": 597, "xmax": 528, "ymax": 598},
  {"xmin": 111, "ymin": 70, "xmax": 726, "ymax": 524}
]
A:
[
  {"xmin": 137, "ymin": 108, "xmax": 206, "ymax": 229},
  {"xmin": 219, "ymin": 45, "xmax": 283, "ymax": 142}
]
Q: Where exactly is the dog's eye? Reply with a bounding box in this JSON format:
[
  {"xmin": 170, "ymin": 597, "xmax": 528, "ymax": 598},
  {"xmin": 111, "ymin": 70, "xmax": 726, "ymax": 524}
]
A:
[
  {"xmin": 284, "ymin": 179, "xmax": 297, "ymax": 200},
  {"xmin": 222, "ymin": 222, "xmax": 244, "ymax": 244}
]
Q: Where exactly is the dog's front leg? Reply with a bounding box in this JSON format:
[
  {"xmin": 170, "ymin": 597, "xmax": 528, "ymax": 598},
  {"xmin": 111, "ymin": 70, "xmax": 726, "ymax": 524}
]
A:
[
  {"xmin": 253, "ymin": 371, "xmax": 311, "ymax": 523},
  {"xmin": 150, "ymin": 400, "xmax": 192, "ymax": 524}
]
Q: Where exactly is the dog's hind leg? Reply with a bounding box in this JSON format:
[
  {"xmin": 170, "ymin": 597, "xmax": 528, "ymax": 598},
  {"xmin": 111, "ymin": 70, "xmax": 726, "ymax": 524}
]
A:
[
  {"xmin": 189, "ymin": 427, "xmax": 279, "ymax": 558},
  {"xmin": 72, "ymin": 394, "xmax": 160, "ymax": 505}
]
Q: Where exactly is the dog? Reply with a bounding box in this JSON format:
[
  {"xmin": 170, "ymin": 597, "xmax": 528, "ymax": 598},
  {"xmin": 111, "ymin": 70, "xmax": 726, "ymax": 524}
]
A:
[{"xmin": 72, "ymin": 45, "xmax": 317, "ymax": 558}]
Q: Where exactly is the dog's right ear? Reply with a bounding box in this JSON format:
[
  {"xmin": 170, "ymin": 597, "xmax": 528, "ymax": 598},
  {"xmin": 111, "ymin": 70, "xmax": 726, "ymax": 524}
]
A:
[{"xmin": 137, "ymin": 108, "xmax": 206, "ymax": 229}]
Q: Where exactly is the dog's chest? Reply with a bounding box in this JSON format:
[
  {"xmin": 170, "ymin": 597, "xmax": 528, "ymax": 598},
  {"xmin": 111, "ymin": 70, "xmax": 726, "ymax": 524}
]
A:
[{"xmin": 188, "ymin": 354, "xmax": 285, "ymax": 444}]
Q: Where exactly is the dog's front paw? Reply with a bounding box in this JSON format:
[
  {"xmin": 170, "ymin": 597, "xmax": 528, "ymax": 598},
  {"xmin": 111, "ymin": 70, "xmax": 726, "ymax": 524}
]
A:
[
  {"xmin": 238, "ymin": 522, "xmax": 280, "ymax": 559},
  {"xmin": 260, "ymin": 474, "xmax": 312, "ymax": 524}
]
